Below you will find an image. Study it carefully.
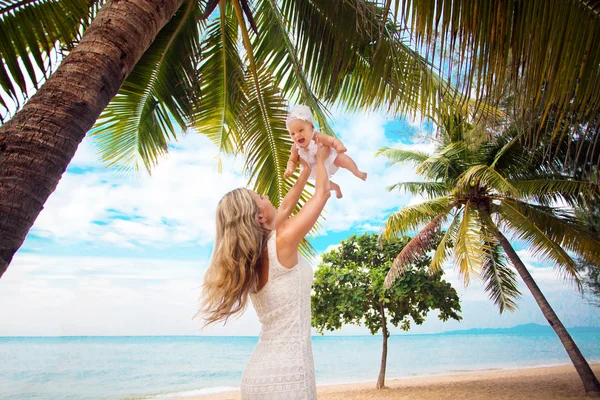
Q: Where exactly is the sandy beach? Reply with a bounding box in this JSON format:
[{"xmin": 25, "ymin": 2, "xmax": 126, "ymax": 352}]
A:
[{"xmin": 177, "ymin": 363, "xmax": 600, "ymax": 400}]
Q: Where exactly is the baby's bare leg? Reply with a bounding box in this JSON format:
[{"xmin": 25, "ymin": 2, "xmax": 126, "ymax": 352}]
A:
[
  {"xmin": 334, "ymin": 154, "xmax": 367, "ymax": 181},
  {"xmin": 330, "ymin": 181, "xmax": 343, "ymax": 199}
]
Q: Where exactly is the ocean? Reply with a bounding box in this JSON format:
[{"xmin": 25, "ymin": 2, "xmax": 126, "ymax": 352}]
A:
[{"xmin": 1, "ymin": 331, "xmax": 599, "ymax": 400}]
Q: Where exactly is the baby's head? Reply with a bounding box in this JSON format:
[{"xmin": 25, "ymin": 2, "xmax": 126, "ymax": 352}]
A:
[{"xmin": 286, "ymin": 104, "xmax": 315, "ymax": 148}]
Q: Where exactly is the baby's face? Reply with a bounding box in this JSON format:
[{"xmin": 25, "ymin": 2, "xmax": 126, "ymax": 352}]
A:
[{"xmin": 287, "ymin": 119, "xmax": 314, "ymax": 148}]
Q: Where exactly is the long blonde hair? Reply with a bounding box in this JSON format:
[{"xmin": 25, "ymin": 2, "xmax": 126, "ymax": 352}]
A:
[{"xmin": 197, "ymin": 188, "xmax": 270, "ymax": 326}]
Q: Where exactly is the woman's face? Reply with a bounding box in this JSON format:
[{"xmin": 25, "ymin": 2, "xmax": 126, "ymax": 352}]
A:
[
  {"xmin": 287, "ymin": 119, "xmax": 314, "ymax": 148},
  {"xmin": 250, "ymin": 190, "xmax": 277, "ymax": 228}
]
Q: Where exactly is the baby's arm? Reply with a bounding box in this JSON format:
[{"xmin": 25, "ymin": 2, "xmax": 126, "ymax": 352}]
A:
[
  {"xmin": 284, "ymin": 143, "xmax": 299, "ymax": 179},
  {"xmin": 315, "ymin": 132, "xmax": 347, "ymax": 153}
]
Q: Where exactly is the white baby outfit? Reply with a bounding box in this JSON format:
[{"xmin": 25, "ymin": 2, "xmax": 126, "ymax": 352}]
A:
[{"xmin": 296, "ymin": 136, "xmax": 339, "ymax": 180}]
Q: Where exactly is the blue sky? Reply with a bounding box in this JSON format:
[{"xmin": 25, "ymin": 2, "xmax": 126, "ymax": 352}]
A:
[{"xmin": 0, "ymin": 110, "xmax": 598, "ymax": 336}]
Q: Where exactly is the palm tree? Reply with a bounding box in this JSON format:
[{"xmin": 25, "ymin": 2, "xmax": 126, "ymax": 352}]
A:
[
  {"xmin": 377, "ymin": 115, "xmax": 600, "ymax": 396},
  {"xmin": 0, "ymin": 0, "xmax": 458, "ymax": 278}
]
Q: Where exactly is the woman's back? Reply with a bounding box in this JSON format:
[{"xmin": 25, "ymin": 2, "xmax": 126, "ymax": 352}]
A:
[{"xmin": 240, "ymin": 231, "xmax": 316, "ymax": 399}]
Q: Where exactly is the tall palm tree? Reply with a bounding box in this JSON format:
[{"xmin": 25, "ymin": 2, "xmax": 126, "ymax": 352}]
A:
[
  {"xmin": 0, "ymin": 0, "xmax": 459, "ymax": 278},
  {"xmin": 377, "ymin": 115, "xmax": 600, "ymax": 396}
]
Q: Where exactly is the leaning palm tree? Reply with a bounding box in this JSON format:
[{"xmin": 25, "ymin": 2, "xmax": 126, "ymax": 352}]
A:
[
  {"xmin": 377, "ymin": 115, "xmax": 600, "ymax": 396},
  {"xmin": 0, "ymin": 0, "xmax": 460, "ymax": 278}
]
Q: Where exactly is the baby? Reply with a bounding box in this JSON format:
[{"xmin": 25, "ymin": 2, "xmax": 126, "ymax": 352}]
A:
[{"xmin": 284, "ymin": 105, "xmax": 367, "ymax": 199}]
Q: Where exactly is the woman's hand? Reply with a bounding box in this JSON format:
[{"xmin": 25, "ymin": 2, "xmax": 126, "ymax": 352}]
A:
[
  {"xmin": 315, "ymin": 140, "xmax": 331, "ymax": 162},
  {"xmin": 299, "ymin": 157, "xmax": 310, "ymax": 171}
]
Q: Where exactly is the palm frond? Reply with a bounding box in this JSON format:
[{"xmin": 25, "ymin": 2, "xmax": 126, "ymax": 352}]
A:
[
  {"xmin": 496, "ymin": 200, "xmax": 581, "ymax": 287},
  {"xmin": 0, "ymin": 0, "xmax": 99, "ymax": 112},
  {"xmin": 382, "ymin": 196, "xmax": 452, "ymax": 239},
  {"xmin": 401, "ymin": 0, "xmax": 600, "ymax": 166},
  {"xmin": 90, "ymin": 0, "xmax": 202, "ymax": 172},
  {"xmin": 489, "ymin": 132, "xmax": 523, "ymax": 170},
  {"xmin": 417, "ymin": 141, "xmax": 468, "ymax": 181},
  {"xmin": 237, "ymin": 65, "xmax": 292, "ymax": 206},
  {"xmin": 481, "ymin": 237, "xmax": 521, "ymax": 314},
  {"xmin": 235, "ymin": 62, "xmax": 317, "ymax": 259},
  {"xmin": 456, "ymin": 164, "xmax": 519, "ymax": 197},
  {"xmin": 280, "ymin": 0, "xmax": 376, "ymax": 103},
  {"xmin": 192, "ymin": 2, "xmax": 245, "ymax": 158},
  {"xmin": 512, "ymin": 178, "xmax": 600, "ymax": 207},
  {"xmin": 430, "ymin": 210, "xmax": 462, "ymax": 274},
  {"xmin": 280, "ymin": 0, "xmax": 466, "ymax": 121},
  {"xmin": 454, "ymin": 201, "xmax": 485, "ymax": 285},
  {"xmin": 376, "ymin": 147, "xmax": 430, "ymax": 167},
  {"xmin": 232, "ymin": 0, "xmax": 288, "ymax": 206},
  {"xmin": 501, "ymin": 199, "xmax": 600, "ymax": 271},
  {"xmin": 384, "ymin": 212, "xmax": 448, "ymax": 289},
  {"xmin": 387, "ymin": 181, "xmax": 450, "ymax": 198},
  {"xmin": 252, "ymin": 0, "xmax": 335, "ymax": 136}
]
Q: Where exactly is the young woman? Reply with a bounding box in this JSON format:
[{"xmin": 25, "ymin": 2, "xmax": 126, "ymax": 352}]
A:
[{"xmin": 199, "ymin": 140, "xmax": 332, "ymax": 399}]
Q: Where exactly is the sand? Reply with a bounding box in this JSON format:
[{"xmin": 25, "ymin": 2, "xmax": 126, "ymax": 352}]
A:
[{"xmin": 174, "ymin": 364, "xmax": 600, "ymax": 400}]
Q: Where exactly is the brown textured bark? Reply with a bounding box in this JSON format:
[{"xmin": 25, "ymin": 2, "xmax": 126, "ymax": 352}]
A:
[
  {"xmin": 376, "ymin": 302, "xmax": 389, "ymax": 389},
  {"xmin": 0, "ymin": 0, "xmax": 186, "ymax": 278},
  {"xmin": 488, "ymin": 219, "xmax": 600, "ymax": 397}
]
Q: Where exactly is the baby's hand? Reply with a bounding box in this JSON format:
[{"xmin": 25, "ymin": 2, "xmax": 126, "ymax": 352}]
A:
[
  {"xmin": 299, "ymin": 157, "xmax": 310, "ymax": 170},
  {"xmin": 316, "ymin": 141, "xmax": 331, "ymax": 162},
  {"xmin": 336, "ymin": 144, "xmax": 347, "ymax": 153},
  {"xmin": 333, "ymin": 138, "xmax": 347, "ymax": 153},
  {"xmin": 283, "ymin": 168, "xmax": 294, "ymax": 179}
]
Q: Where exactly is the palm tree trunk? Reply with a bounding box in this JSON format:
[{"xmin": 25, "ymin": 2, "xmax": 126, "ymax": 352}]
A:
[
  {"xmin": 376, "ymin": 302, "xmax": 389, "ymax": 389},
  {"xmin": 489, "ymin": 222, "xmax": 600, "ymax": 397},
  {"xmin": 0, "ymin": 0, "xmax": 186, "ymax": 278}
]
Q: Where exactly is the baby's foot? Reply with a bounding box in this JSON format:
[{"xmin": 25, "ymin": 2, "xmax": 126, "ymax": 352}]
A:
[
  {"xmin": 333, "ymin": 187, "xmax": 343, "ymax": 199},
  {"xmin": 359, "ymin": 171, "xmax": 367, "ymax": 181}
]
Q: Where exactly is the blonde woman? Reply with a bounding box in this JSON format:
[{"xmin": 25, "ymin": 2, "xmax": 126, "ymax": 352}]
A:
[{"xmin": 199, "ymin": 139, "xmax": 331, "ymax": 399}]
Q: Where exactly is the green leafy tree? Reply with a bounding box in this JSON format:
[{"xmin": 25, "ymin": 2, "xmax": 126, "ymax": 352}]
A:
[
  {"xmin": 311, "ymin": 233, "xmax": 461, "ymax": 389},
  {"xmin": 378, "ymin": 114, "xmax": 600, "ymax": 396}
]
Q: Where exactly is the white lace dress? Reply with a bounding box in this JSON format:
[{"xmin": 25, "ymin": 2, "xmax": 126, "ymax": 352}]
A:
[
  {"xmin": 297, "ymin": 139, "xmax": 339, "ymax": 180},
  {"xmin": 240, "ymin": 232, "xmax": 317, "ymax": 400}
]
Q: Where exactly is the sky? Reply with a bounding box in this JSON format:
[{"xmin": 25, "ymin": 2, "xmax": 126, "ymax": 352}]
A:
[{"xmin": 0, "ymin": 110, "xmax": 598, "ymax": 337}]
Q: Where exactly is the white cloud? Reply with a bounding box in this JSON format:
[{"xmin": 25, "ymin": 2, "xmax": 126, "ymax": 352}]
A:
[
  {"xmin": 0, "ymin": 253, "xmax": 262, "ymax": 336},
  {"xmin": 315, "ymin": 113, "xmax": 435, "ymax": 234},
  {"xmin": 323, "ymin": 243, "xmax": 341, "ymax": 254},
  {"xmin": 2, "ymin": 251, "xmax": 596, "ymax": 337},
  {"xmin": 31, "ymin": 135, "xmax": 247, "ymax": 247}
]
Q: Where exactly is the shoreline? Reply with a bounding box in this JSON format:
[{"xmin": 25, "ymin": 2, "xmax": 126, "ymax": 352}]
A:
[{"xmin": 165, "ymin": 363, "xmax": 600, "ymax": 400}]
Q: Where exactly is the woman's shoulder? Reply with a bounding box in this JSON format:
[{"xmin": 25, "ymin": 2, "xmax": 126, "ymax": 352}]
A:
[{"xmin": 273, "ymin": 228, "xmax": 299, "ymax": 269}]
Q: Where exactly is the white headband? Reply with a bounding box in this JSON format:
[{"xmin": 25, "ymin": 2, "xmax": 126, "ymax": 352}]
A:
[{"xmin": 286, "ymin": 104, "xmax": 313, "ymax": 127}]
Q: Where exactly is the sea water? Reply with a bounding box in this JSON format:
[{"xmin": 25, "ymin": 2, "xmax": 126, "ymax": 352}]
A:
[{"xmin": 1, "ymin": 332, "xmax": 599, "ymax": 399}]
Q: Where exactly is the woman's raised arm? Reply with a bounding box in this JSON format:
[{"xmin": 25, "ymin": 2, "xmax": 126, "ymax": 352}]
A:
[
  {"xmin": 274, "ymin": 161, "xmax": 311, "ymax": 230},
  {"xmin": 278, "ymin": 142, "xmax": 331, "ymax": 250}
]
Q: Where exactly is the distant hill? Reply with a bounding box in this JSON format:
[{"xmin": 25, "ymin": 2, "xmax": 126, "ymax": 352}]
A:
[{"xmin": 441, "ymin": 323, "xmax": 600, "ymax": 335}]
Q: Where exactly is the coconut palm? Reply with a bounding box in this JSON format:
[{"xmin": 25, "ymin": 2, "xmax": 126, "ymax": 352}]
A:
[
  {"xmin": 0, "ymin": 0, "xmax": 461, "ymax": 278},
  {"xmin": 377, "ymin": 115, "xmax": 600, "ymax": 396}
]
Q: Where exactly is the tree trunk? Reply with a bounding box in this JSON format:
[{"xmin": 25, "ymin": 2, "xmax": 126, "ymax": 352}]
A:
[
  {"xmin": 490, "ymin": 222, "xmax": 600, "ymax": 397},
  {"xmin": 0, "ymin": 0, "xmax": 186, "ymax": 278},
  {"xmin": 376, "ymin": 302, "xmax": 389, "ymax": 389}
]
